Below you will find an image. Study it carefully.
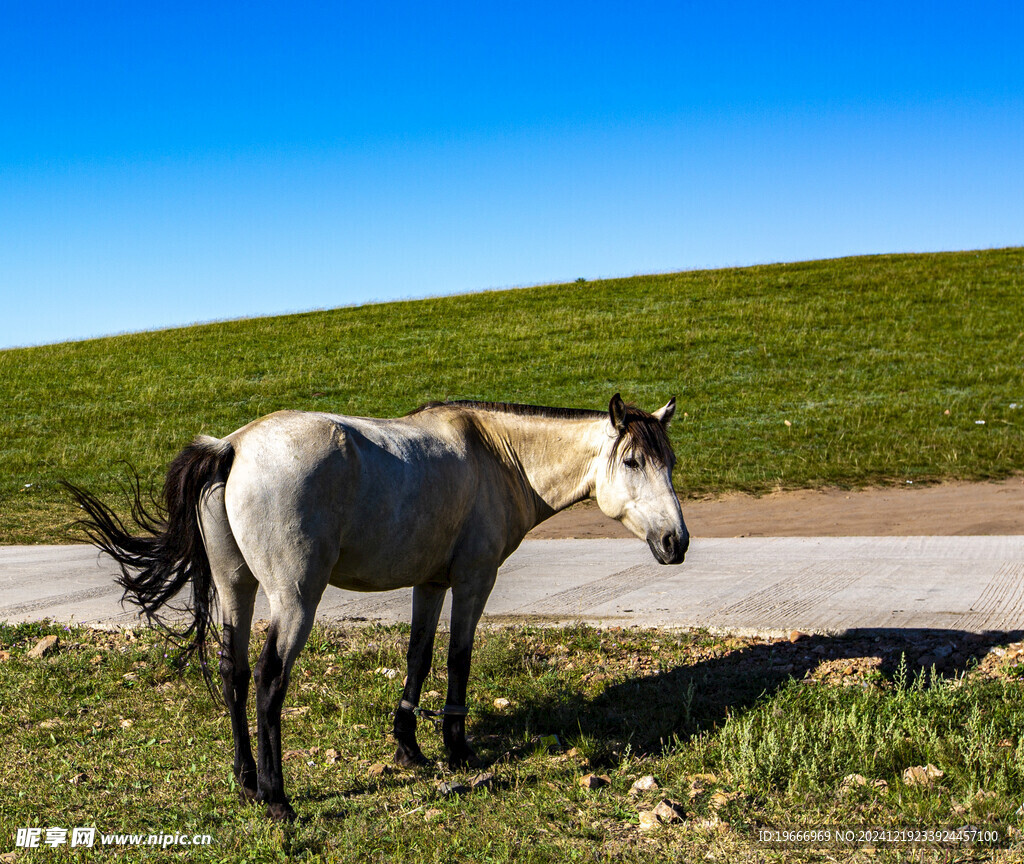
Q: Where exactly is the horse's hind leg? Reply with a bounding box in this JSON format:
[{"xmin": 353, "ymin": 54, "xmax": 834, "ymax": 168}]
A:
[
  {"xmin": 201, "ymin": 486, "xmax": 259, "ymax": 801},
  {"xmin": 253, "ymin": 589, "xmax": 323, "ymax": 822},
  {"xmin": 394, "ymin": 582, "xmax": 446, "ymax": 767}
]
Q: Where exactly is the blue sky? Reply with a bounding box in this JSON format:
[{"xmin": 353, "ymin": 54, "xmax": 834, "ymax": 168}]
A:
[{"xmin": 2, "ymin": 1, "xmax": 1022, "ymax": 349}]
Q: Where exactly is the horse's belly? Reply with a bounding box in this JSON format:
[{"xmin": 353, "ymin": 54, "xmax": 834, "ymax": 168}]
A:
[
  {"xmin": 327, "ymin": 549, "xmax": 450, "ymax": 593},
  {"xmin": 327, "ymin": 489, "xmax": 471, "ymax": 592}
]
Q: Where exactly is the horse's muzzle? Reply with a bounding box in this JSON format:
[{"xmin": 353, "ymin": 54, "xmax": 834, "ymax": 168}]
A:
[{"xmin": 648, "ymin": 529, "xmax": 688, "ymax": 565}]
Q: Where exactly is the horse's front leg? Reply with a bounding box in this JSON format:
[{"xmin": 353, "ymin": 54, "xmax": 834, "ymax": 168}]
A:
[
  {"xmin": 394, "ymin": 582, "xmax": 446, "ymax": 768},
  {"xmin": 443, "ymin": 571, "xmax": 497, "ymax": 769}
]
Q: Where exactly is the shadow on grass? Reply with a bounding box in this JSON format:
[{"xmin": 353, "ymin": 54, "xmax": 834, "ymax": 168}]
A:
[{"xmin": 470, "ymin": 628, "xmax": 1024, "ymax": 767}]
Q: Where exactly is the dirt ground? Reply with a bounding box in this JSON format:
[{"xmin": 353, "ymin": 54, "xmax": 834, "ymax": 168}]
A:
[{"xmin": 527, "ymin": 477, "xmax": 1024, "ymax": 539}]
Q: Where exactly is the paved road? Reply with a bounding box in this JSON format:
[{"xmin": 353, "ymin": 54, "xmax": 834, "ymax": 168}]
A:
[{"xmin": 3, "ymin": 537, "xmax": 1024, "ymax": 635}]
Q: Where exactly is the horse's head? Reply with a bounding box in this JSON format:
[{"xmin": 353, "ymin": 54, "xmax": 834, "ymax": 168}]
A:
[{"xmin": 595, "ymin": 393, "xmax": 689, "ymax": 565}]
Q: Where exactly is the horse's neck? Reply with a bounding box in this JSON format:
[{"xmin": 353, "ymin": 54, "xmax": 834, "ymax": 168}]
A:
[{"xmin": 477, "ymin": 413, "xmax": 606, "ymax": 517}]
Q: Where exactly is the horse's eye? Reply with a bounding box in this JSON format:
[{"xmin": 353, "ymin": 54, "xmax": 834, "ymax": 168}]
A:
[{"xmin": 623, "ymin": 457, "xmax": 640, "ymax": 470}]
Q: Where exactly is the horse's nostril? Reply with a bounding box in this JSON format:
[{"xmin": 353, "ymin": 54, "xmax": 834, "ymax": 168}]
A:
[
  {"xmin": 663, "ymin": 530, "xmax": 688, "ymax": 564},
  {"xmin": 648, "ymin": 531, "xmax": 687, "ymax": 564}
]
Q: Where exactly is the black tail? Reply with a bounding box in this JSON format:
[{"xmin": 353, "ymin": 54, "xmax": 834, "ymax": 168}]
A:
[{"xmin": 62, "ymin": 438, "xmax": 235, "ymax": 696}]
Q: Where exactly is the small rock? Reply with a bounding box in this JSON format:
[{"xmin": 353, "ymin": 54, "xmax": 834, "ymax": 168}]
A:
[
  {"xmin": 630, "ymin": 775, "xmax": 659, "ymax": 795},
  {"xmin": 709, "ymin": 790, "xmax": 741, "ymax": 809},
  {"xmin": 579, "ymin": 773, "xmax": 611, "ymax": 790},
  {"xmin": 325, "ymin": 748, "xmax": 341, "ymax": 764},
  {"xmin": 691, "ymin": 815, "xmax": 725, "ymax": 831},
  {"xmin": 367, "ymin": 763, "xmax": 391, "ymax": 778},
  {"xmin": 493, "ymin": 697, "xmax": 512, "ymax": 710},
  {"xmin": 436, "ymin": 780, "xmax": 470, "ymax": 797},
  {"xmin": 470, "ymin": 772, "xmax": 495, "ymax": 790},
  {"xmin": 425, "ymin": 690, "xmax": 441, "ymax": 698},
  {"xmin": 842, "ymin": 773, "xmax": 888, "ymax": 792},
  {"xmin": 903, "ymin": 764, "xmax": 943, "ymax": 786},
  {"xmin": 374, "ymin": 667, "xmax": 399, "ymax": 679},
  {"xmin": 27, "ymin": 635, "xmax": 59, "ymax": 659},
  {"xmin": 637, "ymin": 810, "xmax": 660, "ymax": 831},
  {"xmin": 652, "ymin": 799, "xmax": 686, "ymax": 824},
  {"xmin": 789, "ymin": 630, "xmax": 808, "ymax": 643}
]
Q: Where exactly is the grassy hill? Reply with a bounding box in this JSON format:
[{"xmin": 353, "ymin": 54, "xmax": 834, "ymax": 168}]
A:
[{"xmin": 2, "ymin": 247, "xmax": 1022, "ymax": 544}]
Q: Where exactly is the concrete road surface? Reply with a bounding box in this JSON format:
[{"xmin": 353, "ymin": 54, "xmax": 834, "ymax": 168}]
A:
[{"xmin": 2, "ymin": 537, "xmax": 1024, "ymax": 635}]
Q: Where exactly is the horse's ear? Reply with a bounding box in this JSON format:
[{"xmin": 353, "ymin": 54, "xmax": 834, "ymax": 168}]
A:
[
  {"xmin": 608, "ymin": 393, "xmax": 627, "ymax": 433},
  {"xmin": 653, "ymin": 397, "xmax": 676, "ymax": 426}
]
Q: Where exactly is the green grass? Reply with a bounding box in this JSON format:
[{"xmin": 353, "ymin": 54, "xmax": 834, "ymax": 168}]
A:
[
  {"xmin": 2, "ymin": 621, "xmax": 1023, "ymax": 862},
  {"xmin": 2, "ymin": 247, "xmax": 1023, "ymax": 543}
]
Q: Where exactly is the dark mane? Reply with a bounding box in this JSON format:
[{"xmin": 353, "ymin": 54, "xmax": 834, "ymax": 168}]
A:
[
  {"xmin": 405, "ymin": 400, "xmax": 606, "ymax": 421},
  {"xmin": 407, "ymin": 399, "xmax": 675, "ymax": 466}
]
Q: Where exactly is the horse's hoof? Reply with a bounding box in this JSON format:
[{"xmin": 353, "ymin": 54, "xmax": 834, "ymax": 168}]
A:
[
  {"xmin": 395, "ymin": 745, "xmax": 431, "ymax": 769},
  {"xmin": 265, "ymin": 801, "xmax": 297, "ymax": 822}
]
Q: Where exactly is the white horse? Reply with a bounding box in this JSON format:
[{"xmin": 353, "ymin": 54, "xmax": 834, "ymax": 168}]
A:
[{"xmin": 66, "ymin": 394, "xmax": 688, "ymax": 821}]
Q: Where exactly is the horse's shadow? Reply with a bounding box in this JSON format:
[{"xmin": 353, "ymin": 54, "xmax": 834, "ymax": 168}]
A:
[{"xmin": 468, "ymin": 628, "xmax": 1024, "ymax": 768}]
